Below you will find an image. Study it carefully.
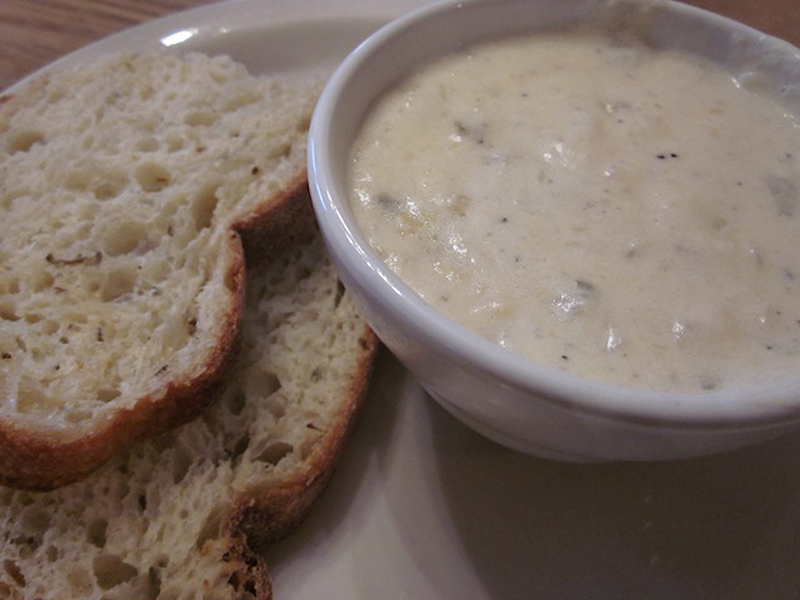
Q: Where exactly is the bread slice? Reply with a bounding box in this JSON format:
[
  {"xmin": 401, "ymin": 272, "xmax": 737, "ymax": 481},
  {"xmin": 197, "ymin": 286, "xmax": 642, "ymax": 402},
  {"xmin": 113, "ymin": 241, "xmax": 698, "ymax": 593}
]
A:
[
  {"xmin": 0, "ymin": 227, "xmax": 379, "ymax": 600},
  {"xmin": 0, "ymin": 52, "xmax": 320, "ymax": 489}
]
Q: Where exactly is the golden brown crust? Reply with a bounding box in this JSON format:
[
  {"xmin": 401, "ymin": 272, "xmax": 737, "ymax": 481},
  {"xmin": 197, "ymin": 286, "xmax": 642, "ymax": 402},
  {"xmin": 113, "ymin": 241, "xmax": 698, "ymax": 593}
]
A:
[
  {"xmin": 0, "ymin": 230, "xmax": 247, "ymax": 491},
  {"xmin": 234, "ymin": 173, "xmax": 318, "ymax": 264}
]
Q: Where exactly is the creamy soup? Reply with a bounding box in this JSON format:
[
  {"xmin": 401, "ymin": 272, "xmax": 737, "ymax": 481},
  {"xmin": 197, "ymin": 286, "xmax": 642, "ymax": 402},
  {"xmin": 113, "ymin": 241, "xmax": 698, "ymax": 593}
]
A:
[{"xmin": 348, "ymin": 30, "xmax": 800, "ymax": 393}]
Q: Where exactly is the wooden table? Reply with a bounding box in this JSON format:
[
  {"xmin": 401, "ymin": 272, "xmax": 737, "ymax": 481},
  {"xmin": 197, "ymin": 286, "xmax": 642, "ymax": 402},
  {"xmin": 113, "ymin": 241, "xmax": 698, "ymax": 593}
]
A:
[
  {"xmin": 0, "ymin": 0, "xmax": 214, "ymax": 91},
  {"xmin": 0, "ymin": 0, "xmax": 798, "ymax": 92}
]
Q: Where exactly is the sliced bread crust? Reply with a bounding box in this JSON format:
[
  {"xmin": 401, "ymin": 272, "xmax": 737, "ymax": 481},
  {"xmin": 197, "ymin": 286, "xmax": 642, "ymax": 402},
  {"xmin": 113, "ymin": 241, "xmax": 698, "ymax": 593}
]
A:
[
  {"xmin": 0, "ymin": 52, "xmax": 320, "ymax": 489},
  {"xmin": 0, "ymin": 226, "xmax": 379, "ymax": 600}
]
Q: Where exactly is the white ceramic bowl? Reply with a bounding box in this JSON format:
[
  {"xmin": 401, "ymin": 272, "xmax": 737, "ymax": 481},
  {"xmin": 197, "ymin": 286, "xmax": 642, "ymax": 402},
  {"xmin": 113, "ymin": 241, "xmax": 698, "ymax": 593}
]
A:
[{"xmin": 308, "ymin": 0, "xmax": 800, "ymax": 461}]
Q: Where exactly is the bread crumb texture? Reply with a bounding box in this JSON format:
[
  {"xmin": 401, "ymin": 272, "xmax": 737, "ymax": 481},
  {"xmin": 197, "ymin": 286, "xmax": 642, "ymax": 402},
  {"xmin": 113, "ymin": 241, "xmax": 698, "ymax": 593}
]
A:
[
  {"xmin": 0, "ymin": 233, "xmax": 377, "ymax": 599},
  {"xmin": 0, "ymin": 52, "xmax": 317, "ymax": 433}
]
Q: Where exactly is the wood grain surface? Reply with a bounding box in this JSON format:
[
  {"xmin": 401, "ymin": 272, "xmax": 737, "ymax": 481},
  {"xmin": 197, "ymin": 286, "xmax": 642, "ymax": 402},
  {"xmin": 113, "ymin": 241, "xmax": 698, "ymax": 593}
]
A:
[
  {"xmin": 0, "ymin": 0, "xmax": 213, "ymax": 91},
  {"xmin": 0, "ymin": 0, "xmax": 798, "ymax": 92}
]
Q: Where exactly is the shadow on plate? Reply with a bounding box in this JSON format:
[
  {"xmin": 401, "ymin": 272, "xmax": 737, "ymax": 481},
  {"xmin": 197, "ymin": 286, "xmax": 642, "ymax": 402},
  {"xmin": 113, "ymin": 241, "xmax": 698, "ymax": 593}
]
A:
[{"xmin": 427, "ymin": 397, "xmax": 800, "ymax": 600}]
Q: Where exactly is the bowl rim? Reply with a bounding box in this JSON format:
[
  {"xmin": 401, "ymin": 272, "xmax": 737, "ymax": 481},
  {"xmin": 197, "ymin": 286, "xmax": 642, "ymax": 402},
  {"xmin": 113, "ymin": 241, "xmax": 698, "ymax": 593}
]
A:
[{"xmin": 308, "ymin": 0, "xmax": 800, "ymax": 429}]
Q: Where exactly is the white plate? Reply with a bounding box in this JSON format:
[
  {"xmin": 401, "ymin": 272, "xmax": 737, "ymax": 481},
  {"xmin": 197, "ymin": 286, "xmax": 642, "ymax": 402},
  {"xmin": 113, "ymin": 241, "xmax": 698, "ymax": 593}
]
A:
[{"xmin": 16, "ymin": 1, "xmax": 800, "ymax": 598}]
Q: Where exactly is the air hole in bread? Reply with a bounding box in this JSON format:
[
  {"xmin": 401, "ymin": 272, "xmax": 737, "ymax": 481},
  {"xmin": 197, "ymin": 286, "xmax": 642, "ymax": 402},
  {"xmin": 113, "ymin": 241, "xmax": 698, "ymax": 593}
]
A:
[
  {"xmin": 230, "ymin": 434, "xmax": 249, "ymax": 463},
  {"xmin": 103, "ymin": 221, "xmax": 148, "ymax": 257},
  {"xmin": 265, "ymin": 396, "xmax": 286, "ymax": 419},
  {"xmin": 118, "ymin": 479, "xmax": 130, "ymax": 501},
  {"xmin": 171, "ymin": 447, "xmax": 192, "ymax": 485},
  {"xmin": 256, "ymin": 441, "xmax": 293, "ymax": 466},
  {"xmin": 246, "ymin": 370, "xmax": 281, "ymax": 403},
  {"xmin": 195, "ymin": 509, "xmax": 222, "ymax": 550},
  {"xmin": 228, "ymin": 571, "xmax": 243, "ymax": 593},
  {"xmin": 166, "ymin": 134, "xmax": 184, "ymax": 153},
  {"xmin": 2, "ymin": 559, "xmax": 25, "ymax": 588},
  {"xmin": 65, "ymin": 408, "xmax": 93, "ymax": 424},
  {"xmin": 93, "ymin": 170, "xmax": 128, "ymax": 200},
  {"xmin": 7, "ymin": 129, "xmax": 44, "ymax": 153},
  {"xmin": 136, "ymin": 137, "xmax": 159, "ymax": 153},
  {"xmin": 186, "ymin": 315, "xmax": 198, "ymax": 337},
  {"xmin": 100, "ymin": 268, "xmax": 137, "ymax": 301},
  {"xmin": 0, "ymin": 275, "xmax": 21, "ymax": 294},
  {"xmin": 135, "ymin": 162, "xmax": 171, "ymax": 192},
  {"xmin": 296, "ymin": 266, "xmax": 313, "ymax": 281},
  {"xmin": 147, "ymin": 566, "xmax": 163, "ymax": 599},
  {"xmin": 97, "ymin": 387, "xmax": 121, "ymax": 403},
  {"xmin": 16, "ymin": 385, "xmax": 52, "ymax": 414},
  {"xmin": 267, "ymin": 142, "xmax": 291, "ymax": 160},
  {"xmin": 45, "ymin": 545, "xmax": 59, "ymax": 563},
  {"xmin": 92, "ymin": 553, "xmax": 139, "ymax": 590},
  {"xmin": 139, "ymin": 117, "xmax": 160, "ymax": 134},
  {"xmin": 40, "ymin": 320, "xmax": 59, "ymax": 335},
  {"xmin": 334, "ymin": 279, "xmax": 346, "ymax": 308},
  {"xmin": 243, "ymin": 576, "xmax": 259, "ymax": 597},
  {"xmin": 76, "ymin": 222, "xmax": 94, "ymax": 240},
  {"xmin": 24, "ymin": 313, "xmax": 43, "ymax": 324},
  {"xmin": 224, "ymin": 263, "xmax": 238, "ymax": 292},
  {"xmin": 227, "ymin": 390, "xmax": 246, "ymax": 416},
  {"xmin": 192, "ymin": 185, "xmax": 219, "ymax": 231},
  {"xmin": 30, "ymin": 270, "xmax": 54, "ymax": 292},
  {"xmin": 67, "ymin": 314, "xmax": 88, "ymax": 326},
  {"xmin": 87, "ymin": 518, "xmax": 108, "ymax": 549},
  {"xmin": 12, "ymin": 537, "xmax": 38, "ymax": 560},
  {"xmin": 65, "ymin": 167, "xmax": 93, "ymax": 192},
  {"xmin": 20, "ymin": 506, "xmax": 50, "ymax": 536},
  {"xmin": 0, "ymin": 302, "xmax": 19, "ymax": 321},
  {"xmin": 141, "ymin": 257, "xmax": 171, "ymax": 285},
  {"xmin": 184, "ymin": 109, "xmax": 217, "ymax": 127},
  {"xmin": 161, "ymin": 314, "xmax": 192, "ymax": 352}
]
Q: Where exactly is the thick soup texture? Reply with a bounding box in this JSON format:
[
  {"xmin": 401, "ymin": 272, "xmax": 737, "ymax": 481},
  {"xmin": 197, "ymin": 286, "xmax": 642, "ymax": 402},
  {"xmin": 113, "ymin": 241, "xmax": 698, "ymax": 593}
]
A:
[{"xmin": 348, "ymin": 30, "xmax": 800, "ymax": 393}]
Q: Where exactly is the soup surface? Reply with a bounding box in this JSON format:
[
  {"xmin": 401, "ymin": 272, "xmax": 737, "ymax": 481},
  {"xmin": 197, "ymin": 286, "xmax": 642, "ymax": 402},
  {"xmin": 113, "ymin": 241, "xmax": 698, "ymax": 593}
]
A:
[{"xmin": 348, "ymin": 30, "xmax": 800, "ymax": 393}]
